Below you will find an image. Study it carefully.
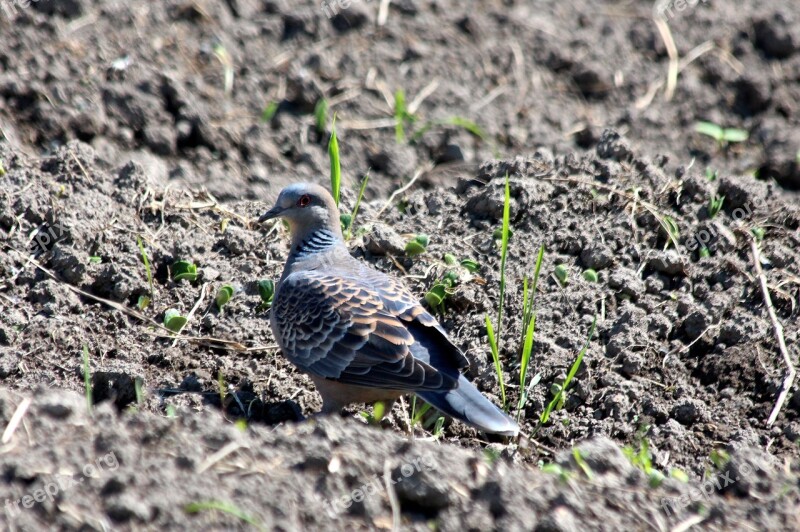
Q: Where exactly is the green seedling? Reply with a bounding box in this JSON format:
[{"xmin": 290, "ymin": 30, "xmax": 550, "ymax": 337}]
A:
[
  {"xmin": 328, "ymin": 116, "xmax": 341, "ymax": 206},
  {"xmin": 705, "ymin": 168, "xmax": 718, "ymax": 181},
  {"xmin": 699, "ymin": 246, "xmax": 711, "ymax": 258},
  {"xmin": 496, "ymin": 175, "xmax": 511, "ymax": 339},
  {"xmin": 572, "ymin": 448, "xmax": 595, "ymax": 480},
  {"xmin": 257, "ymin": 280, "xmax": 275, "ymax": 308},
  {"xmin": 89, "ymin": 256, "xmax": 101, "ymax": 264},
  {"xmin": 216, "ymin": 284, "xmax": 235, "ymax": 309},
  {"xmin": 460, "ymin": 259, "xmax": 480, "ymax": 273},
  {"xmin": 184, "ymin": 501, "xmax": 262, "ymax": 529},
  {"xmin": 694, "ymin": 121, "xmax": 748, "ymax": 147},
  {"xmin": 82, "ymin": 345, "xmax": 93, "ymax": 413},
  {"xmin": 211, "ymin": 43, "xmax": 234, "ymax": 96},
  {"xmin": 405, "ymin": 234, "xmax": 430, "ymax": 257},
  {"xmin": 623, "ymin": 435, "xmax": 666, "ymax": 487},
  {"xmin": 137, "ymin": 236, "xmax": 154, "ymax": 308},
  {"xmin": 516, "ymin": 244, "xmax": 545, "ymax": 422},
  {"xmin": 171, "ymin": 260, "xmax": 198, "ymax": 282},
  {"xmin": 554, "ymin": 264, "xmax": 568, "ymax": 286},
  {"xmin": 314, "ymin": 98, "xmax": 329, "ymax": 134},
  {"xmin": 485, "ymin": 315, "xmax": 507, "ymax": 410},
  {"xmin": 342, "ymin": 171, "xmax": 370, "ymax": 239},
  {"xmin": 443, "ymin": 253, "xmax": 457, "ymax": 266},
  {"xmin": 708, "ymin": 195, "xmax": 724, "ymax": 219},
  {"xmin": 660, "ymin": 216, "xmax": 680, "ymax": 251},
  {"xmin": 582, "ymin": 269, "xmax": 598, "ymax": 283},
  {"xmin": 218, "ymin": 371, "xmax": 226, "ymax": 407},
  {"xmin": 134, "ymin": 376, "xmax": 144, "ymax": 407},
  {"xmin": 166, "ymin": 404, "xmax": 177, "ymax": 418},
  {"xmin": 540, "ymin": 316, "xmax": 596, "ymax": 424},
  {"xmin": 541, "ymin": 462, "xmax": 572, "ymax": 482},
  {"xmin": 751, "ymin": 227, "xmax": 765, "ymax": 242},
  {"xmin": 0, "ymin": 159, "xmax": 5, "ymax": 176},
  {"xmin": 164, "ymin": 309, "xmax": 188, "ymax": 333},
  {"xmin": 670, "ymin": 468, "xmax": 689, "ymax": 483},
  {"xmin": 710, "ymin": 449, "xmax": 730, "ymax": 469},
  {"xmin": 361, "ymin": 401, "xmax": 387, "ymax": 425},
  {"xmin": 261, "ymin": 101, "xmax": 278, "ymax": 123},
  {"xmin": 235, "ymin": 419, "xmax": 248, "ymax": 432},
  {"xmin": 393, "ymin": 89, "xmax": 417, "ymax": 143},
  {"xmin": 432, "ymin": 416, "xmax": 446, "ymax": 438}
]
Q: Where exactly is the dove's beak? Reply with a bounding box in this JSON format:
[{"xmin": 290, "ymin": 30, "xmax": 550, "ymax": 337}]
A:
[{"xmin": 258, "ymin": 205, "xmax": 283, "ymax": 223}]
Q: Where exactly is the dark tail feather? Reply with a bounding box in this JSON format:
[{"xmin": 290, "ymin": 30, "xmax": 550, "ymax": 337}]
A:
[{"xmin": 417, "ymin": 375, "xmax": 519, "ymax": 437}]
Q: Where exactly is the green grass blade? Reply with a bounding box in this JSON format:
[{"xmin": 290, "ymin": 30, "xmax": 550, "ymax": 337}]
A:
[
  {"xmin": 540, "ymin": 316, "xmax": 596, "ymax": 424},
  {"xmin": 137, "ymin": 236, "xmax": 154, "ymax": 298},
  {"xmin": 394, "ymin": 89, "xmax": 407, "ymax": 143},
  {"xmin": 346, "ymin": 171, "xmax": 370, "ymax": 238},
  {"xmin": 485, "ymin": 314, "xmax": 506, "ymax": 409},
  {"xmin": 82, "ymin": 345, "xmax": 92, "ymax": 413},
  {"xmin": 184, "ymin": 501, "xmax": 261, "ymax": 528},
  {"xmin": 496, "ymin": 173, "xmax": 511, "ymax": 344},
  {"xmin": 328, "ymin": 116, "xmax": 341, "ymax": 206},
  {"xmin": 694, "ymin": 121, "xmax": 723, "ymax": 142},
  {"xmin": 314, "ymin": 98, "xmax": 329, "ymax": 134}
]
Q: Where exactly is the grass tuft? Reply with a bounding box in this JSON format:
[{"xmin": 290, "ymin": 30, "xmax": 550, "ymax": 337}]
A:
[
  {"xmin": 184, "ymin": 501, "xmax": 261, "ymax": 529},
  {"xmin": 516, "ymin": 244, "xmax": 545, "ymax": 421}
]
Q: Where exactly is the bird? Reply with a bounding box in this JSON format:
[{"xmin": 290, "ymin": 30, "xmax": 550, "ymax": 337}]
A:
[{"xmin": 258, "ymin": 182, "xmax": 519, "ymax": 437}]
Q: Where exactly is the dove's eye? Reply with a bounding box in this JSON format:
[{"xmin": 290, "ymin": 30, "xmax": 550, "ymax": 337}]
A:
[{"xmin": 297, "ymin": 194, "xmax": 311, "ymax": 207}]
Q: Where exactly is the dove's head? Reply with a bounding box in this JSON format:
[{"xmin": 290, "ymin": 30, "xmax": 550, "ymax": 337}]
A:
[{"xmin": 258, "ymin": 183, "xmax": 343, "ymax": 242}]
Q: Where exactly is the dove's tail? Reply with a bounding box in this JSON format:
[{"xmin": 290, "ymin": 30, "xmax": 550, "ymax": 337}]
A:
[{"xmin": 417, "ymin": 375, "xmax": 519, "ymax": 437}]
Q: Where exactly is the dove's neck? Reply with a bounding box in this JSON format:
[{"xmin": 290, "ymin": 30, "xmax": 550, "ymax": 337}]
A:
[{"xmin": 282, "ymin": 227, "xmax": 348, "ymax": 280}]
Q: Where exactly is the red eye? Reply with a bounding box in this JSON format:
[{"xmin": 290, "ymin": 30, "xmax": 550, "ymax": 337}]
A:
[{"xmin": 297, "ymin": 194, "xmax": 311, "ymax": 207}]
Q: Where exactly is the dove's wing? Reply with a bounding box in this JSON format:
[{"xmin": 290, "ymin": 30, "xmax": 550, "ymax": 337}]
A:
[{"xmin": 272, "ymin": 268, "xmax": 467, "ymax": 391}]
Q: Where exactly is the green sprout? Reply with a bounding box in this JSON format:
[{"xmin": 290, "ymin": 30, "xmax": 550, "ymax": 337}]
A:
[
  {"xmin": 694, "ymin": 121, "xmax": 748, "ymax": 147},
  {"xmin": 405, "ymin": 234, "xmax": 429, "ymax": 257},
  {"xmin": 328, "ymin": 116, "xmax": 341, "ymax": 206},
  {"xmin": 82, "ymin": 345, "xmax": 93, "ymax": 413},
  {"xmin": 164, "ymin": 309, "xmax": 188, "ymax": 333},
  {"xmin": 540, "ymin": 316, "xmax": 596, "ymax": 425},
  {"xmin": 137, "ymin": 236, "xmax": 154, "ymax": 309},
  {"xmin": 485, "ymin": 315, "xmax": 506, "ymax": 410},
  {"xmin": 89, "ymin": 256, "xmax": 102, "ymax": 264},
  {"xmin": 660, "ymin": 215, "xmax": 680, "ymax": 251},
  {"xmin": 184, "ymin": 501, "xmax": 262, "ymax": 529},
  {"xmin": 699, "ymin": 247, "xmax": 711, "ymax": 258},
  {"xmin": 393, "ymin": 89, "xmax": 416, "ymax": 143},
  {"xmin": 460, "ymin": 259, "xmax": 480, "ymax": 273},
  {"xmin": 554, "ymin": 264, "xmax": 568, "ymax": 286},
  {"xmin": 261, "ymin": 101, "xmax": 278, "ymax": 123},
  {"xmin": 314, "ymin": 98, "xmax": 329, "ymax": 134},
  {"xmin": 0, "ymin": 159, "xmax": 5, "ymax": 176},
  {"xmin": 257, "ymin": 280, "xmax": 275, "ymax": 308},
  {"xmin": 211, "ymin": 43, "xmax": 234, "ymax": 96},
  {"xmin": 424, "ymin": 271, "xmax": 458, "ymax": 314},
  {"xmin": 582, "ymin": 269, "xmax": 598, "ymax": 283},
  {"xmin": 342, "ymin": 171, "xmax": 370, "ymax": 239},
  {"xmin": 171, "ymin": 260, "xmax": 198, "ymax": 283},
  {"xmin": 705, "ymin": 168, "xmax": 718, "ymax": 181},
  {"xmin": 752, "ymin": 227, "xmax": 765, "ymax": 242},
  {"xmin": 708, "ymin": 195, "xmax": 725, "ymax": 219},
  {"xmin": 622, "ymin": 435, "xmax": 665, "ymax": 487},
  {"xmin": 572, "ymin": 448, "xmax": 595, "ymax": 480},
  {"xmin": 216, "ymin": 284, "xmax": 235, "ymax": 309}
]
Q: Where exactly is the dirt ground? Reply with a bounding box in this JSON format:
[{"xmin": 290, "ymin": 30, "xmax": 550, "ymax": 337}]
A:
[{"xmin": 1, "ymin": 0, "xmax": 799, "ymax": 530}]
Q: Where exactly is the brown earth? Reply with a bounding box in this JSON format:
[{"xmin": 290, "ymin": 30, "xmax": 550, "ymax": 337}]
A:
[{"xmin": 1, "ymin": 0, "xmax": 800, "ymax": 530}]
